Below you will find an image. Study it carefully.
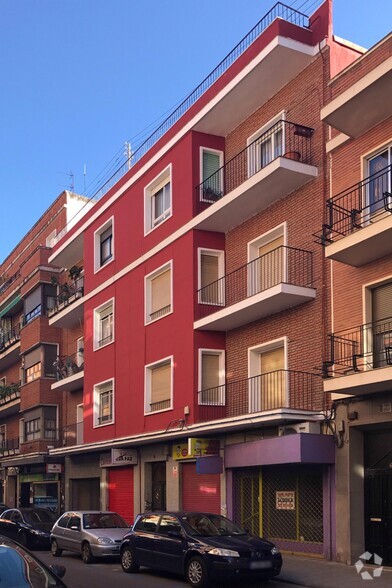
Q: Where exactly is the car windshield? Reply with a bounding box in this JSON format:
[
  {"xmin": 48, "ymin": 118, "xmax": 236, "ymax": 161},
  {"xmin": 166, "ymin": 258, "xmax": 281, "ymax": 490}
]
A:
[
  {"xmin": 182, "ymin": 514, "xmax": 247, "ymax": 537},
  {"xmin": 0, "ymin": 544, "xmax": 63, "ymax": 586},
  {"xmin": 24, "ymin": 510, "xmax": 58, "ymax": 524},
  {"xmin": 83, "ymin": 513, "xmax": 128, "ymax": 529}
]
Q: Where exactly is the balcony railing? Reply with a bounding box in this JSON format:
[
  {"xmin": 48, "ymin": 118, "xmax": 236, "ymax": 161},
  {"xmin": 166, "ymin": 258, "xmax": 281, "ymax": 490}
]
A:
[
  {"xmin": 319, "ymin": 165, "xmax": 392, "ymax": 245},
  {"xmin": 0, "ymin": 383, "xmax": 20, "ymax": 406},
  {"xmin": 196, "ymin": 246, "xmax": 313, "ymax": 320},
  {"xmin": 0, "ymin": 326, "xmax": 21, "ymax": 352},
  {"xmin": 196, "ymin": 369, "xmax": 324, "ymax": 423},
  {"xmin": 0, "ymin": 270, "xmax": 21, "ymax": 297},
  {"xmin": 58, "ymin": 421, "xmax": 84, "ymax": 447},
  {"xmin": 323, "ymin": 316, "xmax": 392, "ymax": 377},
  {"xmin": 0, "ymin": 437, "xmax": 20, "ymax": 456},
  {"xmin": 195, "ymin": 120, "xmax": 313, "ymax": 216},
  {"xmin": 54, "ymin": 352, "xmax": 84, "ymax": 381},
  {"xmin": 47, "ymin": 277, "xmax": 84, "ymax": 318}
]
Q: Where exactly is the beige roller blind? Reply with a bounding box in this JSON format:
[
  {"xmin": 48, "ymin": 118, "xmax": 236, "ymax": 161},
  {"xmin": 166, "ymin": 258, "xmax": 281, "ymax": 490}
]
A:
[
  {"xmin": 201, "ymin": 254, "xmax": 219, "ymax": 288},
  {"xmin": 260, "ymin": 347, "xmax": 285, "ymax": 410},
  {"xmin": 258, "ymin": 235, "xmax": 284, "ymax": 258},
  {"xmin": 260, "ymin": 348, "xmax": 284, "ymax": 374},
  {"xmin": 258, "ymin": 235, "xmax": 284, "ymax": 289},
  {"xmin": 202, "ymin": 354, "xmax": 220, "ymax": 390},
  {"xmin": 372, "ymin": 282, "xmax": 392, "ymax": 322},
  {"xmin": 151, "ymin": 363, "xmax": 171, "ymax": 404},
  {"xmin": 151, "ymin": 269, "xmax": 171, "ymax": 314}
]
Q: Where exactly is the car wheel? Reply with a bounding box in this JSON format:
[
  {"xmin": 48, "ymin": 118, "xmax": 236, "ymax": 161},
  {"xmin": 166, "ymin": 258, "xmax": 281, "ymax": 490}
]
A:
[
  {"xmin": 51, "ymin": 539, "xmax": 63, "ymax": 557},
  {"xmin": 81, "ymin": 542, "xmax": 94, "ymax": 564},
  {"xmin": 121, "ymin": 546, "xmax": 139, "ymax": 573},
  {"xmin": 186, "ymin": 556, "xmax": 209, "ymax": 588},
  {"xmin": 18, "ymin": 531, "xmax": 29, "ymax": 548}
]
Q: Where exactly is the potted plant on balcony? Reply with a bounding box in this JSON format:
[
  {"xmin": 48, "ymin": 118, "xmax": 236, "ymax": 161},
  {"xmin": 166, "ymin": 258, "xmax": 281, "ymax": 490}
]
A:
[
  {"xmin": 202, "ymin": 186, "xmax": 223, "ymax": 202},
  {"xmin": 284, "ymin": 151, "xmax": 301, "ymax": 161}
]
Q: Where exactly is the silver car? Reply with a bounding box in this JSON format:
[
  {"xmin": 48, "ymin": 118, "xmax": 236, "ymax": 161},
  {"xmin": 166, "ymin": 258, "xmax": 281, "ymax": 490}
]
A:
[{"xmin": 50, "ymin": 511, "xmax": 129, "ymax": 563}]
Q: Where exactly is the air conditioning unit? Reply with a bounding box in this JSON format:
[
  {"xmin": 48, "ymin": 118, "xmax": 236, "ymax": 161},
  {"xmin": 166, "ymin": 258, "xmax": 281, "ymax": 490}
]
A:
[{"xmin": 278, "ymin": 421, "xmax": 320, "ymax": 436}]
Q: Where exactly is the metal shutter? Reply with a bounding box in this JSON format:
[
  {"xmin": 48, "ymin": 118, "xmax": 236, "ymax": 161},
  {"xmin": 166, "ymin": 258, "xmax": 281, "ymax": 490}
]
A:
[
  {"xmin": 108, "ymin": 467, "xmax": 134, "ymax": 526},
  {"xmin": 181, "ymin": 462, "xmax": 221, "ymax": 514},
  {"xmin": 372, "ymin": 282, "xmax": 392, "ymax": 322}
]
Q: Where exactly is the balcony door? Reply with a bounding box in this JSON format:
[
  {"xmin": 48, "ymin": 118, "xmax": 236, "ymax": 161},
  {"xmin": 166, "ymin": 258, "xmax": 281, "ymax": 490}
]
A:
[
  {"xmin": 257, "ymin": 236, "xmax": 284, "ymax": 293},
  {"xmin": 371, "ymin": 282, "xmax": 392, "ymax": 368},
  {"xmin": 367, "ymin": 148, "xmax": 391, "ymax": 217},
  {"xmin": 249, "ymin": 346, "xmax": 286, "ymax": 413}
]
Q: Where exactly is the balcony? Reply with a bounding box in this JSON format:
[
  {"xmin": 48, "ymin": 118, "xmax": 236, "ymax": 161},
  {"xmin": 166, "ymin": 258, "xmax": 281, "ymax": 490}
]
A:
[
  {"xmin": 0, "ymin": 327, "xmax": 21, "ymax": 369},
  {"xmin": 321, "ymin": 56, "xmax": 392, "ymax": 138},
  {"xmin": 195, "ymin": 246, "xmax": 315, "ymax": 331},
  {"xmin": 58, "ymin": 421, "xmax": 84, "ymax": 447},
  {"xmin": 0, "ymin": 383, "xmax": 20, "ymax": 417},
  {"xmin": 319, "ymin": 165, "xmax": 392, "ymax": 266},
  {"xmin": 323, "ymin": 316, "xmax": 392, "ymax": 396},
  {"xmin": 0, "ymin": 270, "xmax": 21, "ymax": 299},
  {"xmin": 194, "ymin": 120, "xmax": 317, "ymax": 232},
  {"xmin": 48, "ymin": 276, "xmax": 84, "ymax": 328},
  {"xmin": 195, "ymin": 369, "xmax": 324, "ymax": 423},
  {"xmin": 51, "ymin": 352, "xmax": 84, "ymax": 392},
  {"xmin": 0, "ymin": 437, "xmax": 20, "ymax": 457}
]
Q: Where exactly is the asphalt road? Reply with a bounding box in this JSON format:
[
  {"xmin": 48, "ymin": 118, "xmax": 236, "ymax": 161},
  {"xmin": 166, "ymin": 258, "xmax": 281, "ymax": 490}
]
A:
[{"xmin": 33, "ymin": 549, "xmax": 306, "ymax": 588}]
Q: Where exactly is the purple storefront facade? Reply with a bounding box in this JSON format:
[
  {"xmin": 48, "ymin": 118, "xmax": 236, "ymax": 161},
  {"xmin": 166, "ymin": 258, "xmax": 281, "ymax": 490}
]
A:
[{"xmin": 225, "ymin": 433, "xmax": 335, "ymax": 559}]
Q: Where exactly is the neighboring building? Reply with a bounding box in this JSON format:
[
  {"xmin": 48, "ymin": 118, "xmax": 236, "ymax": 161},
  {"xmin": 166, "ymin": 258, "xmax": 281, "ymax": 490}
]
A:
[
  {"xmin": 319, "ymin": 33, "xmax": 392, "ymax": 564},
  {"xmin": 0, "ymin": 191, "xmax": 91, "ymax": 511},
  {"xmin": 47, "ymin": 0, "xmax": 364, "ymax": 559}
]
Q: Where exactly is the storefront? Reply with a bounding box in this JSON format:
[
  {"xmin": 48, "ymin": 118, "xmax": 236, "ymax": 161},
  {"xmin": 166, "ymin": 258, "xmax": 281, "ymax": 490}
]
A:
[
  {"xmin": 101, "ymin": 448, "xmax": 137, "ymax": 525},
  {"xmin": 225, "ymin": 433, "xmax": 335, "ymax": 559}
]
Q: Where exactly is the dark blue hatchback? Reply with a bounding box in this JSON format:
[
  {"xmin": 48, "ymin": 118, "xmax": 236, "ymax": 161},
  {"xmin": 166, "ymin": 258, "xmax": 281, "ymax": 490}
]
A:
[{"xmin": 120, "ymin": 512, "xmax": 282, "ymax": 587}]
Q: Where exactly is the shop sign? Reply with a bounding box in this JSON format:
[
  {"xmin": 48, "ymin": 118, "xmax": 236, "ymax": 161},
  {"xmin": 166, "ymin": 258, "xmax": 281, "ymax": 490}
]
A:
[
  {"xmin": 172, "ymin": 438, "xmax": 220, "ymax": 460},
  {"xmin": 100, "ymin": 449, "xmax": 138, "ymax": 467},
  {"xmin": 46, "ymin": 464, "xmax": 63, "ymax": 474},
  {"xmin": 276, "ymin": 491, "xmax": 295, "ymax": 510},
  {"xmin": 34, "ymin": 496, "xmax": 58, "ymax": 508},
  {"xmin": 19, "ymin": 473, "xmax": 59, "ymax": 483}
]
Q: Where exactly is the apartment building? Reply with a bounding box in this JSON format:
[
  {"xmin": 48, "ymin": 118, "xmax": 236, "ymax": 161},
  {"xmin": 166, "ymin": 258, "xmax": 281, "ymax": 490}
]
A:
[
  {"xmin": 0, "ymin": 191, "xmax": 91, "ymax": 512},
  {"xmin": 319, "ymin": 33, "xmax": 392, "ymax": 564}
]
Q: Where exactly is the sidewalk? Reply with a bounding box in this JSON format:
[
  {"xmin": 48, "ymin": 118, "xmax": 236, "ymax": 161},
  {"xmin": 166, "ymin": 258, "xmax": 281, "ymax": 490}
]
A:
[{"xmin": 279, "ymin": 555, "xmax": 392, "ymax": 588}]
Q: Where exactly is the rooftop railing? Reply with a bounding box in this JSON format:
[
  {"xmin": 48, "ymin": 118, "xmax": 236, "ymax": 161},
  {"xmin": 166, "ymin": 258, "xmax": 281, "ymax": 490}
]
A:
[
  {"xmin": 318, "ymin": 164, "xmax": 392, "ymax": 245},
  {"xmin": 194, "ymin": 120, "xmax": 313, "ymax": 216},
  {"xmin": 196, "ymin": 369, "xmax": 324, "ymax": 423},
  {"xmin": 196, "ymin": 245, "xmax": 313, "ymax": 320}
]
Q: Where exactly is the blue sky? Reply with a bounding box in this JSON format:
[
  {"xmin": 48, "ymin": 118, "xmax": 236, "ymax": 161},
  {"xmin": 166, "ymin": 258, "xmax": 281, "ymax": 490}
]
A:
[{"xmin": 1, "ymin": 0, "xmax": 391, "ymax": 263}]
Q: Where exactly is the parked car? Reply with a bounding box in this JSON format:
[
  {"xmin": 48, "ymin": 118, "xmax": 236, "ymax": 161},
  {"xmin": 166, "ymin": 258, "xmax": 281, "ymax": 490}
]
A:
[
  {"xmin": 120, "ymin": 512, "xmax": 282, "ymax": 587},
  {"xmin": 50, "ymin": 510, "xmax": 129, "ymax": 563},
  {"xmin": 0, "ymin": 534, "xmax": 67, "ymax": 587},
  {"xmin": 0, "ymin": 508, "xmax": 59, "ymax": 549},
  {"xmin": 0, "ymin": 503, "xmax": 9, "ymax": 514}
]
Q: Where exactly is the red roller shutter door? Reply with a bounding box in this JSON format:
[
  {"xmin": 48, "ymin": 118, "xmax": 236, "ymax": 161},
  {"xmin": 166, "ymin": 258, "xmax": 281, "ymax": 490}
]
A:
[
  {"xmin": 182, "ymin": 462, "xmax": 221, "ymax": 514},
  {"xmin": 108, "ymin": 467, "xmax": 134, "ymax": 525}
]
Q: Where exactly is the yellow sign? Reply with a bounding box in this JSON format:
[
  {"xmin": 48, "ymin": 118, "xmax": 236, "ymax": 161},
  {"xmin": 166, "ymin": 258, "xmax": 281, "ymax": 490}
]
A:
[{"xmin": 172, "ymin": 438, "xmax": 220, "ymax": 460}]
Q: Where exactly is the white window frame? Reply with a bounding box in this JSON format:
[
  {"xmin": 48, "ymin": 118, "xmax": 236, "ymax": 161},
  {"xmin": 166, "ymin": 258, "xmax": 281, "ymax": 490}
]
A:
[
  {"xmin": 145, "ymin": 261, "xmax": 173, "ymax": 325},
  {"xmin": 144, "ymin": 164, "xmax": 172, "ymax": 235},
  {"xmin": 144, "ymin": 356, "xmax": 173, "ymax": 415},
  {"xmin": 197, "ymin": 248, "xmax": 225, "ymax": 305},
  {"xmin": 93, "ymin": 379, "xmax": 115, "ymax": 427},
  {"xmin": 198, "ymin": 348, "xmax": 226, "ymax": 406},
  {"xmin": 247, "ymin": 111, "xmax": 286, "ymax": 178},
  {"xmin": 248, "ymin": 337, "xmax": 288, "ymax": 413},
  {"xmin": 247, "ymin": 223, "xmax": 287, "ymax": 296},
  {"xmin": 76, "ymin": 337, "xmax": 84, "ymax": 367},
  {"xmin": 46, "ymin": 229, "xmax": 57, "ymax": 248},
  {"xmin": 361, "ymin": 142, "xmax": 392, "ymax": 220},
  {"xmin": 199, "ymin": 147, "xmax": 224, "ymax": 203},
  {"xmin": 0, "ymin": 377, "xmax": 6, "ymax": 387},
  {"xmin": 93, "ymin": 298, "xmax": 115, "ymax": 350},
  {"xmin": 19, "ymin": 418, "xmax": 24, "ymax": 443},
  {"xmin": 362, "ymin": 275, "xmax": 392, "ymax": 370},
  {"xmin": 94, "ymin": 217, "xmax": 114, "ymax": 273},
  {"xmin": 0, "ymin": 424, "xmax": 6, "ymax": 447},
  {"xmin": 76, "ymin": 404, "xmax": 84, "ymax": 445}
]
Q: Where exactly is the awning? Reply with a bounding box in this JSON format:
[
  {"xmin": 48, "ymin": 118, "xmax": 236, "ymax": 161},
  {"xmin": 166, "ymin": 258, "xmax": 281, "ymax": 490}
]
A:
[{"xmin": 0, "ymin": 294, "xmax": 21, "ymax": 318}]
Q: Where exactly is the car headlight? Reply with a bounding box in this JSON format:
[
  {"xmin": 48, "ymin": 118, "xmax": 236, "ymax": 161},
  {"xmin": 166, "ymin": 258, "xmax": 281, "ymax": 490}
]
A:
[
  {"xmin": 96, "ymin": 537, "xmax": 114, "ymax": 545},
  {"xmin": 31, "ymin": 529, "xmax": 47, "ymax": 536},
  {"xmin": 271, "ymin": 546, "xmax": 280, "ymax": 555},
  {"xmin": 208, "ymin": 547, "xmax": 240, "ymax": 558}
]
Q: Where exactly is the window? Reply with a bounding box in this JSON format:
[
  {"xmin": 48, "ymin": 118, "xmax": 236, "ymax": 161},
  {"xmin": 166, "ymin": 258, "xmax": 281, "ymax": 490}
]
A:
[
  {"xmin": 23, "ymin": 345, "xmax": 57, "ymax": 383},
  {"xmin": 198, "ymin": 249, "xmax": 225, "ymax": 305},
  {"xmin": 76, "ymin": 337, "xmax": 84, "ymax": 367},
  {"xmin": 145, "ymin": 357, "xmax": 173, "ymax": 414},
  {"xmin": 94, "ymin": 217, "xmax": 114, "ymax": 272},
  {"xmin": 144, "ymin": 165, "xmax": 172, "ymax": 233},
  {"xmin": 247, "ymin": 112, "xmax": 286, "ymax": 177},
  {"xmin": 366, "ymin": 146, "xmax": 392, "ymax": 217},
  {"xmin": 44, "ymin": 406, "xmax": 57, "ymax": 439},
  {"xmin": 198, "ymin": 350, "xmax": 225, "ymax": 406},
  {"xmin": 134, "ymin": 514, "xmax": 160, "ymax": 533},
  {"xmin": 25, "ymin": 418, "xmax": 40, "ymax": 441},
  {"xmin": 248, "ymin": 339, "xmax": 287, "ymax": 413},
  {"xmin": 24, "ymin": 287, "xmax": 42, "ymax": 324},
  {"xmin": 248, "ymin": 225, "xmax": 286, "ymax": 296},
  {"xmin": 200, "ymin": 148, "xmax": 223, "ymax": 202},
  {"xmin": 26, "ymin": 363, "xmax": 41, "ymax": 383},
  {"xmin": 158, "ymin": 515, "xmax": 182, "ymax": 536},
  {"xmin": 94, "ymin": 300, "xmax": 114, "ymax": 349},
  {"xmin": 145, "ymin": 262, "xmax": 172, "ymax": 324},
  {"xmin": 370, "ymin": 281, "xmax": 392, "ymax": 369},
  {"xmin": 45, "ymin": 229, "xmax": 57, "ymax": 248},
  {"xmin": 0, "ymin": 425, "xmax": 5, "ymax": 449},
  {"xmin": 94, "ymin": 380, "xmax": 114, "ymax": 426}
]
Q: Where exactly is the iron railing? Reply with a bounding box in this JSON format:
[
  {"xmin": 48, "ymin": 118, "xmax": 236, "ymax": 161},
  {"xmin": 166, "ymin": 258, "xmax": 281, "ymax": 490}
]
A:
[
  {"xmin": 149, "ymin": 304, "xmax": 171, "ymax": 323},
  {"xmin": 54, "ymin": 352, "xmax": 84, "ymax": 380},
  {"xmin": 0, "ymin": 270, "xmax": 21, "ymax": 297},
  {"xmin": 24, "ymin": 304, "xmax": 42, "ymax": 325},
  {"xmin": 323, "ymin": 316, "xmax": 392, "ymax": 377},
  {"xmin": 319, "ymin": 164, "xmax": 392, "ymax": 245},
  {"xmin": 0, "ymin": 437, "xmax": 20, "ymax": 455},
  {"xmin": 89, "ymin": 4, "xmax": 310, "ymax": 204},
  {"xmin": 149, "ymin": 399, "xmax": 171, "ymax": 413},
  {"xmin": 197, "ymin": 246, "xmax": 313, "ymax": 320},
  {"xmin": 0, "ymin": 383, "xmax": 20, "ymax": 406},
  {"xmin": 196, "ymin": 369, "xmax": 324, "ymax": 422},
  {"xmin": 47, "ymin": 277, "xmax": 84, "ymax": 317},
  {"xmin": 195, "ymin": 120, "xmax": 313, "ymax": 215},
  {"xmin": 0, "ymin": 326, "xmax": 21, "ymax": 352}
]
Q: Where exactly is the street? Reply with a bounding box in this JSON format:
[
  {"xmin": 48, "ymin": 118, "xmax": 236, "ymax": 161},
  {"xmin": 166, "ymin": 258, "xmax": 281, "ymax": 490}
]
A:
[{"xmin": 33, "ymin": 550, "xmax": 306, "ymax": 588}]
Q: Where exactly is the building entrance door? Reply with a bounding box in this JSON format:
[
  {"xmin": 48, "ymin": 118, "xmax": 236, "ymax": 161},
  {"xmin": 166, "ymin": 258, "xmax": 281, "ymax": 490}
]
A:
[
  {"xmin": 151, "ymin": 462, "xmax": 166, "ymax": 511},
  {"xmin": 365, "ymin": 469, "xmax": 392, "ymax": 565}
]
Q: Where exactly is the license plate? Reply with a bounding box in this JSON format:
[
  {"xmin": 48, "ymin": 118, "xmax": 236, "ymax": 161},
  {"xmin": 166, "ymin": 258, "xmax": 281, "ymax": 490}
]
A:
[{"xmin": 249, "ymin": 560, "xmax": 272, "ymax": 570}]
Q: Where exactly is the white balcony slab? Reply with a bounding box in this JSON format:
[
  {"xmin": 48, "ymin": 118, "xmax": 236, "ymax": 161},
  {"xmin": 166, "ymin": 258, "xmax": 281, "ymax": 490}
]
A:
[
  {"xmin": 0, "ymin": 341, "xmax": 20, "ymax": 370},
  {"xmin": 324, "ymin": 366, "xmax": 392, "ymax": 396},
  {"xmin": 51, "ymin": 370, "xmax": 84, "ymax": 392},
  {"xmin": 48, "ymin": 297, "xmax": 84, "ymax": 328}
]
